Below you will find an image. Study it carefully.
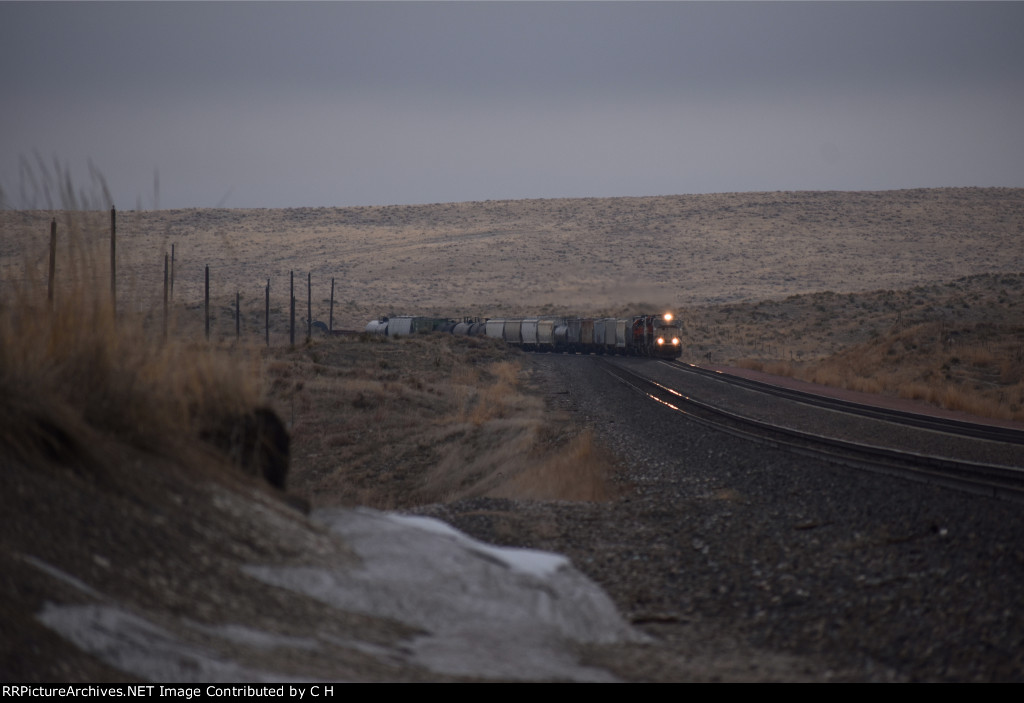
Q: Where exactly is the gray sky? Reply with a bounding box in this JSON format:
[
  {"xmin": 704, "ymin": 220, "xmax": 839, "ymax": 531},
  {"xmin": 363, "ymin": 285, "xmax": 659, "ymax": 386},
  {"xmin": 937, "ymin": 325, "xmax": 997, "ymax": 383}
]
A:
[{"xmin": 3, "ymin": 1, "xmax": 1023, "ymax": 209}]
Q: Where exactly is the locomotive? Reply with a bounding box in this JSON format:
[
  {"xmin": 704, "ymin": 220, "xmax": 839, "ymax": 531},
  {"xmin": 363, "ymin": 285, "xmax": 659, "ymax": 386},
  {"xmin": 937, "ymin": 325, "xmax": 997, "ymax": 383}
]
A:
[{"xmin": 365, "ymin": 312, "xmax": 683, "ymax": 359}]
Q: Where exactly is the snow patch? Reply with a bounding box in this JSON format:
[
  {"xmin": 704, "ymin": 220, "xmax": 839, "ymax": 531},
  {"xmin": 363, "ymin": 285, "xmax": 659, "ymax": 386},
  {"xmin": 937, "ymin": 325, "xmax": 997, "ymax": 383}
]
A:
[
  {"xmin": 249, "ymin": 507, "xmax": 642, "ymax": 680},
  {"xmin": 384, "ymin": 512, "xmax": 570, "ymax": 578},
  {"xmin": 36, "ymin": 506, "xmax": 640, "ymax": 681}
]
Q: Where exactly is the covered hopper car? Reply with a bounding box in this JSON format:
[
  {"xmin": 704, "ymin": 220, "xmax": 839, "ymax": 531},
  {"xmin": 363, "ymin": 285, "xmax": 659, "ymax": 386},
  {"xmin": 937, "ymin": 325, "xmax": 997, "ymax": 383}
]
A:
[{"xmin": 365, "ymin": 312, "xmax": 682, "ymax": 359}]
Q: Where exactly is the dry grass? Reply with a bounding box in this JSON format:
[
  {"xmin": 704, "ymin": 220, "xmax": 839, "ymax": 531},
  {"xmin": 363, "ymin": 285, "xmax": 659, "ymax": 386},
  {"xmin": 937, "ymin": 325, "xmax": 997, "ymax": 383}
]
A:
[
  {"xmin": 267, "ymin": 333, "xmax": 615, "ymax": 509},
  {"xmin": 460, "ymin": 360, "xmax": 524, "ymax": 426},
  {"xmin": 800, "ymin": 321, "xmax": 1024, "ymax": 421},
  {"xmin": 718, "ymin": 275, "xmax": 1024, "ymax": 421},
  {"xmin": 487, "ymin": 429, "xmax": 614, "ymax": 502},
  {"xmin": 0, "ymin": 211, "xmax": 263, "ymax": 480}
]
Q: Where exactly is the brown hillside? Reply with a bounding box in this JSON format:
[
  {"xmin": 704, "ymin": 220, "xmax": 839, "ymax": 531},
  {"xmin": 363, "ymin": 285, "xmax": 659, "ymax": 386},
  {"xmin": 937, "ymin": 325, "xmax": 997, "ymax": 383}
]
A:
[{"xmin": 3, "ymin": 188, "xmax": 1021, "ymax": 334}]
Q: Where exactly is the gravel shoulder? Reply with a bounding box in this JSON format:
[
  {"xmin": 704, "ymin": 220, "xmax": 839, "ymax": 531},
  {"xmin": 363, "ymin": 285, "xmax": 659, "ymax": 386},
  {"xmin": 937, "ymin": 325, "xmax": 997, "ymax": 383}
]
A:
[{"xmin": 416, "ymin": 353, "xmax": 1024, "ymax": 681}]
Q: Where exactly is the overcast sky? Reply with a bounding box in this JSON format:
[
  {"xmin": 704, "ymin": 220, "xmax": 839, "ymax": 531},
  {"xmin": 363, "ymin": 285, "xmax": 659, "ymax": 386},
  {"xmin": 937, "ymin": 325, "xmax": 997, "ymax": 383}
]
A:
[{"xmin": 3, "ymin": 1, "xmax": 1023, "ymax": 210}]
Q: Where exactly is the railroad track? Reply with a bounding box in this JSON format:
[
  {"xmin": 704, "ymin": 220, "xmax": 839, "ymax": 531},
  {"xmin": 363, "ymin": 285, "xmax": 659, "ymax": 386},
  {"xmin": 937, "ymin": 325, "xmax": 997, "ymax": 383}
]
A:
[
  {"xmin": 597, "ymin": 357, "xmax": 1024, "ymax": 503},
  {"xmin": 663, "ymin": 359, "xmax": 1024, "ymax": 446}
]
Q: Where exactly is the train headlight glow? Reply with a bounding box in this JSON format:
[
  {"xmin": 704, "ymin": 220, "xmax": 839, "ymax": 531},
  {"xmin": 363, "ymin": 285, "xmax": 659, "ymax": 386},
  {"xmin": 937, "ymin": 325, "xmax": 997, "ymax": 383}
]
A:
[
  {"xmin": 672, "ymin": 337, "xmax": 680, "ymax": 345},
  {"xmin": 657, "ymin": 337, "xmax": 664, "ymax": 345},
  {"xmin": 663, "ymin": 312, "xmax": 673, "ymax": 322}
]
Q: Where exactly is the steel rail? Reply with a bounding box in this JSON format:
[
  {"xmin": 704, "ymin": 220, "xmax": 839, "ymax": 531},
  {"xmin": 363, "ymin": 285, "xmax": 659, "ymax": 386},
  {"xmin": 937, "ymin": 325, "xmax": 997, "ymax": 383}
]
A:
[
  {"xmin": 598, "ymin": 358, "xmax": 1024, "ymax": 503},
  {"xmin": 660, "ymin": 359, "xmax": 1024, "ymax": 445}
]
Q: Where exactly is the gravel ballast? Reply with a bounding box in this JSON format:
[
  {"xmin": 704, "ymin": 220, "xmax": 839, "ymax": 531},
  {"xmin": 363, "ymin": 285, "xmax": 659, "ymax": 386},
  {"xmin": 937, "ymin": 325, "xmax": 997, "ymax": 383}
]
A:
[{"xmin": 417, "ymin": 353, "xmax": 1024, "ymax": 681}]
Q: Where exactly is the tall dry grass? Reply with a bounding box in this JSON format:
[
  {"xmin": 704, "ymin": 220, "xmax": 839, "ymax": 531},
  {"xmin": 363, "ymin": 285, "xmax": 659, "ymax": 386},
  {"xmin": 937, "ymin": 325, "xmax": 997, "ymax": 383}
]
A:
[
  {"xmin": 1, "ymin": 179, "xmax": 262, "ymax": 475},
  {"xmin": 801, "ymin": 322, "xmax": 1024, "ymax": 421},
  {"xmin": 737, "ymin": 319, "xmax": 1024, "ymax": 422},
  {"xmin": 1, "ymin": 297, "xmax": 261, "ymax": 468},
  {"xmin": 487, "ymin": 429, "xmax": 615, "ymax": 502},
  {"xmin": 717, "ymin": 275, "xmax": 1024, "ymax": 422}
]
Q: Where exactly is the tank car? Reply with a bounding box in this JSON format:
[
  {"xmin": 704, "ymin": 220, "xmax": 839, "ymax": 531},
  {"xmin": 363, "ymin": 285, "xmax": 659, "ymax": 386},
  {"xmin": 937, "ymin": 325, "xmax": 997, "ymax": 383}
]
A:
[{"xmin": 364, "ymin": 316, "xmax": 456, "ymax": 337}]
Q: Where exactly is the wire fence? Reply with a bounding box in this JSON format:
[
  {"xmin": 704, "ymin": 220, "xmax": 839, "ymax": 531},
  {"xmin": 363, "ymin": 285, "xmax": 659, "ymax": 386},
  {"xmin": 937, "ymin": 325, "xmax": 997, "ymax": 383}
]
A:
[{"xmin": 30, "ymin": 209, "xmax": 342, "ymax": 347}]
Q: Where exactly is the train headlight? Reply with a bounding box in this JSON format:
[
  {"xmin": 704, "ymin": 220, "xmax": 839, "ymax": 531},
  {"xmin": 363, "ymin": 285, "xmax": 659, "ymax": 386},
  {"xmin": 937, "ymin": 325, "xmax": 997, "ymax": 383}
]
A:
[
  {"xmin": 656, "ymin": 337, "xmax": 664, "ymax": 345},
  {"xmin": 671, "ymin": 337, "xmax": 680, "ymax": 345},
  {"xmin": 663, "ymin": 312, "xmax": 673, "ymax": 322}
]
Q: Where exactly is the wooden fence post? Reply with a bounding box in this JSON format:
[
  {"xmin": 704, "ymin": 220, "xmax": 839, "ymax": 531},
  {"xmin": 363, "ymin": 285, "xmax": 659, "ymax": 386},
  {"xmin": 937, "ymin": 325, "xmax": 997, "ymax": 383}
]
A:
[
  {"xmin": 329, "ymin": 277, "xmax": 335, "ymax": 333},
  {"xmin": 47, "ymin": 218, "xmax": 56, "ymax": 310},
  {"xmin": 205, "ymin": 265, "xmax": 210, "ymax": 341},
  {"xmin": 265, "ymin": 279, "xmax": 270, "ymax": 347},
  {"xmin": 163, "ymin": 253, "xmax": 169, "ymax": 340},
  {"xmin": 306, "ymin": 272, "xmax": 311, "ymax": 343},
  {"xmin": 236, "ymin": 290, "xmax": 240, "ymax": 339},
  {"xmin": 110, "ymin": 206, "xmax": 116, "ymax": 315},
  {"xmin": 289, "ymin": 270, "xmax": 295, "ymax": 347}
]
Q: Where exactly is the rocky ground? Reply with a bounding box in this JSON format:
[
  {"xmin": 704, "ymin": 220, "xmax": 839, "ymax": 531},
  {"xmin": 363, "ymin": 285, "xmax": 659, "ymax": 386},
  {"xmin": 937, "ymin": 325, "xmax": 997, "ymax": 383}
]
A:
[{"xmin": 416, "ymin": 352, "xmax": 1024, "ymax": 681}]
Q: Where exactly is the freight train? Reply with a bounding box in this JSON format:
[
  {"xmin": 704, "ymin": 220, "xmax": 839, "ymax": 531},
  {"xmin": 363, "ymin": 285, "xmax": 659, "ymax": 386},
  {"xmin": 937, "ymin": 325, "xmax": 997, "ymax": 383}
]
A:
[{"xmin": 365, "ymin": 313, "xmax": 683, "ymax": 359}]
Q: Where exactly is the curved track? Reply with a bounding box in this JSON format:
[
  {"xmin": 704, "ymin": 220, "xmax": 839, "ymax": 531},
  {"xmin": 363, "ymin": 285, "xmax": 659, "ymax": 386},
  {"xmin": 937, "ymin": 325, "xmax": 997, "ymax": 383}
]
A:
[
  {"xmin": 665, "ymin": 360, "xmax": 1024, "ymax": 445},
  {"xmin": 597, "ymin": 357, "xmax": 1024, "ymax": 503}
]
